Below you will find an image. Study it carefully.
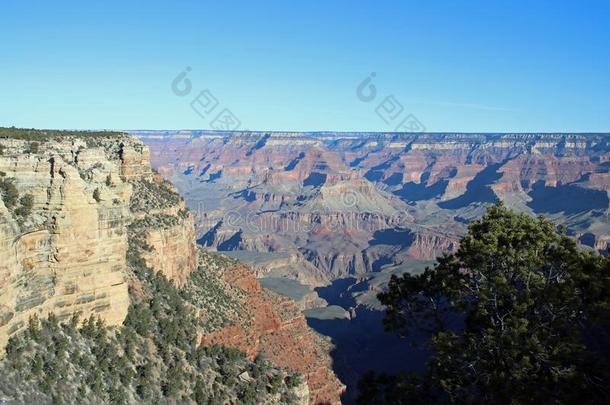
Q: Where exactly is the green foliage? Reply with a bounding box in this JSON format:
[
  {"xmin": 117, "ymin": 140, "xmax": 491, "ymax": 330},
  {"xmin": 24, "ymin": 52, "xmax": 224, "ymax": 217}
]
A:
[
  {"xmin": 130, "ymin": 213, "xmax": 180, "ymax": 230},
  {"xmin": 360, "ymin": 203, "xmax": 610, "ymax": 404},
  {"xmin": 129, "ymin": 179, "xmax": 182, "ymax": 212},
  {"xmin": 0, "ymin": 178, "xmax": 34, "ymax": 224},
  {"xmin": 0, "ymin": 127, "xmax": 123, "ymax": 140},
  {"xmin": 93, "ymin": 188, "xmax": 101, "ymax": 202},
  {"xmin": 123, "ymin": 302, "xmax": 152, "ymax": 337},
  {"xmin": 284, "ymin": 374, "xmax": 303, "ymax": 388},
  {"xmin": 14, "ymin": 194, "xmax": 34, "ymax": 218},
  {"xmin": 181, "ymin": 254, "xmax": 243, "ymax": 333},
  {"xmin": 25, "ymin": 142, "xmax": 39, "ymax": 154},
  {"xmin": 0, "ymin": 177, "xmax": 19, "ymax": 208},
  {"xmin": 0, "ymin": 313, "xmax": 136, "ymax": 404}
]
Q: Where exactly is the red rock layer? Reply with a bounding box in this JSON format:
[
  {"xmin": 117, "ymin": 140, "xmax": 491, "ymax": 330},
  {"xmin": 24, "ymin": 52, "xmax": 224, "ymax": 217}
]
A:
[{"xmin": 201, "ymin": 264, "xmax": 345, "ymax": 405}]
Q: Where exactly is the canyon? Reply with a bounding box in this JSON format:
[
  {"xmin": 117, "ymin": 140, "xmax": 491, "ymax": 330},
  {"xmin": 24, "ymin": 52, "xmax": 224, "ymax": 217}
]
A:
[
  {"xmin": 1, "ymin": 129, "xmax": 607, "ymax": 403},
  {"xmin": 138, "ymin": 130, "xmax": 610, "ymax": 401},
  {"xmin": 139, "ymin": 131, "xmax": 610, "ymax": 283}
]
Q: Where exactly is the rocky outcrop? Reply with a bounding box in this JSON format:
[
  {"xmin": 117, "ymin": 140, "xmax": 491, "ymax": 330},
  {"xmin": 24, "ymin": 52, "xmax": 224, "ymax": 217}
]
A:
[
  {"xmin": 1, "ymin": 130, "xmax": 352, "ymax": 404},
  {"xmin": 0, "ymin": 135, "xmax": 201, "ymax": 352},
  {"xmin": 130, "ymin": 175, "xmax": 198, "ymax": 287},
  {"xmin": 404, "ymin": 231, "xmax": 460, "ymax": 259},
  {"xmin": 200, "ymin": 260, "xmax": 345, "ymax": 404},
  {"xmin": 141, "ymin": 218, "xmax": 197, "ymax": 286},
  {"xmin": 0, "ymin": 136, "xmax": 136, "ymax": 351}
]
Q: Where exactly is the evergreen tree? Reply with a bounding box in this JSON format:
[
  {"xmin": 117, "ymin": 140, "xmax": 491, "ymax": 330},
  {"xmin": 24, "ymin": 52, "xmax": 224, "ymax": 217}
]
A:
[{"xmin": 359, "ymin": 203, "xmax": 610, "ymax": 404}]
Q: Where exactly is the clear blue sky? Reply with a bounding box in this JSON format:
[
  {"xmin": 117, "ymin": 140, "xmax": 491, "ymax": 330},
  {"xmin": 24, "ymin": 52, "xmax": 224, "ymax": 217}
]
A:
[{"xmin": 1, "ymin": 0, "xmax": 609, "ymax": 132}]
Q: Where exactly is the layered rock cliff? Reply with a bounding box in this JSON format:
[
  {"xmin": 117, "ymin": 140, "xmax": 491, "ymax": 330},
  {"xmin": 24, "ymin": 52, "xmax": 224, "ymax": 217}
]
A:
[
  {"xmin": 0, "ymin": 135, "xmax": 137, "ymax": 351},
  {"xmin": 0, "ymin": 132, "xmax": 203, "ymax": 347},
  {"xmin": 128, "ymin": 174, "xmax": 198, "ymax": 287},
  {"xmin": 0, "ymin": 129, "xmax": 344, "ymax": 404},
  {"xmin": 140, "ymin": 131, "xmax": 609, "ymax": 285}
]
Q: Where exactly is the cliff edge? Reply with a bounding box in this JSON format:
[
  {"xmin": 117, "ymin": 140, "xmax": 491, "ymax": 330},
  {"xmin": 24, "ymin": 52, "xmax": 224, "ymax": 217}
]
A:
[{"xmin": 0, "ymin": 129, "xmax": 342, "ymax": 404}]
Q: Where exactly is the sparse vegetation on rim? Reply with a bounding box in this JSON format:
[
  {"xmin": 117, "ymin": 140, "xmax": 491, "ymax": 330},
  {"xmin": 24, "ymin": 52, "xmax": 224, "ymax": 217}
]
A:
[
  {"xmin": 0, "ymin": 173, "xmax": 35, "ymax": 226},
  {"xmin": 129, "ymin": 179, "xmax": 182, "ymax": 212},
  {"xmin": 0, "ymin": 127, "xmax": 132, "ymax": 150},
  {"xmin": 130, "ymin": 213, "xmax": 181, "ymax": 230},
  {"xmin": 0, "ymin": 126, "xmax": 124, "ymax": 140}
]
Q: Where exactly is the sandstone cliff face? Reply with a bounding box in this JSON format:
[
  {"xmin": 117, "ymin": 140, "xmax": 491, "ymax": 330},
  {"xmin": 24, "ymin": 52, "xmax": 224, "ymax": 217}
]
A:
[
  {"xmin": 0, "ymin": 136, "xmax": 199, "ymax": 352},
  {"xmin": 141, "ymin": 218, "xmax": 197, "ymax": 286},
  {"xmin": 130, "ymin": 174, "xmax": 198, "ymax": 287},
  {"xmin": 0, "ymin": 136, "xmax": 139, "ymax": 351},
  {"xmin": 198, "ymin": 256, "xmax": 345, "ymax": 404}
]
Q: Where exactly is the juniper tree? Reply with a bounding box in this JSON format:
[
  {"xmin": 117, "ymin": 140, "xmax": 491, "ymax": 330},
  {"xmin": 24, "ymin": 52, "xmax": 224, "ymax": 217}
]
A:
[{"xmin": 359, "ymin": 203, "xmax": 610, "ymax": 404}]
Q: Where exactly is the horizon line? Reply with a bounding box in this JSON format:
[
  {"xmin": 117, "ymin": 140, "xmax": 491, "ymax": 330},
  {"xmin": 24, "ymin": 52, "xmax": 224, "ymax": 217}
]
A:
[{"xmin": 3, "ymin": 126, "xmax": 610, "ymax": 136}]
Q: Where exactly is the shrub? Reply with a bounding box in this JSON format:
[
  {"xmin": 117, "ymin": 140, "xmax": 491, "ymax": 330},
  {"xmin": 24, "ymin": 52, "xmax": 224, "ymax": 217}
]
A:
[
  {"xmin": 129, "ymin": 179, "xmax": 182, "ymax": 212},
  {"xmin": 0, "ymin": 177, "xmax": 19, "ymax": 208},
  {"xmin": 26, "ymin": 142, "xmax": 39, "ymax": 154},
  {"xmin": 15, "ymin": 194, "xmax": 34, "ymax": 218},
  {"xmin": 285, "ymin": 374, "xmax": 302, "ymax": 388}
]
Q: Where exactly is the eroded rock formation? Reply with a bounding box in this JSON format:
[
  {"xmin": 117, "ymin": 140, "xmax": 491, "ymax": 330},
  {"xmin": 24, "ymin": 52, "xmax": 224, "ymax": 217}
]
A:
[{"xmin": 139, "ymin": 131, "xmax": 610, "ymax": 284}]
